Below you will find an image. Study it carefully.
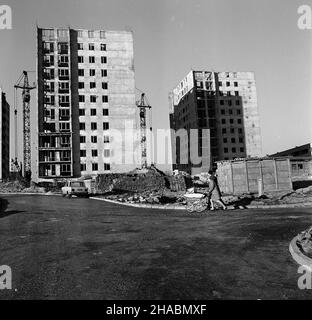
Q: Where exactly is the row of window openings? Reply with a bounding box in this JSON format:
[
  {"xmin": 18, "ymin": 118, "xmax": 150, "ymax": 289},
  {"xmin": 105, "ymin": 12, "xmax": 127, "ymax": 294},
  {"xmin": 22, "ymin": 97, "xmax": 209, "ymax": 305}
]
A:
[
  {"xmin": 45, "ymin": 82, "xmax": 70, "ymax": 91},
  {"xmin": 78, "ymin": 56, "xmax": 107, "ymax": 64},
  {"xmin": 222, "ymin": 128, "xmax": 243, "ymax": 134},
  {"xmin": 219, "ymin": 91, "xmax": 240, "ymax": 97},
  {"xmin": 221, "ymin": 118, "xmax": 242, "ymax": 125},
  {"xmin": 45, "ymin": 108, "xmax": 109, "ymax": 119},
  {"xmin": 224, "ymin": 147, "xmax": 245, "ymax": 154},
  {"xmin": 220, "ymin": 100, "xmax": 240, "ymax": 106},
  {"xmin": 78, "ymin": 82, "xmax": 108, "ymax": 90},
  {"xmin": 80, "ymin": 136, "xmax": 110, "ymax": 143},
  {"xmin": 79, "ymin": 122, "xmax": 109, "ymax": 130},
  {"xmin": 80, "ymin": 149, "xmax": 110, "ymax": 157},
  {"xmin": 44, "ymin": 66, "xmax": 108, "ymax": 83},
  {"xmin": 43, "ymin": 56, "xmax": 107, "ymax": 65},
  {"xmin": 223, "ymin": 137, "xmax": 244, "ymax": 144},
  {"xmin": 44, "ymin": 109, "xmax": 70, "ymax": 120},
  {"xmin": 44, "ymin": 95, "xmax": 108, "ymax": 104},
  {"xmin": 78, "ymin": 69, "xmax": 107, "ymax": 77},
  {"xmin": 196, "ymin": 81, "xmax": 239, "ymax": 88},
  {"xmin": 79, "ymin": 95, "xmax": 108, "ymax": 103},
  {"xmin": 221, "ymin": 109, "xmax": 241, "ymax": 115},
  {"xmin": 77, "ymin": 30, "xmax": 106, "ymax": 39},
  {"xmin": 44, "ymin": 42, "xmax": 107, "ymax": 54},
  {"xmin": 80, "ymin": 163, "xmax": 110, "ymax": 172},
  {"xmin": 78, "ymin": 43, "xmax": 106, "ymax": 51},
  {"xmin": 44, "ymin": 69, "xmax": 69, "ymax": 78},
  {"xmin": 79, "ymin": 108, "xmax": 109, "ymax": 116},
  {"xmin": 44, "ymin": 29, "xmax": 99, "ymax": 39},
  {"xmin": 45, "ymin": 68, "xmax": 108, "ymax": 80},
  {"xmin": 43, "ymin": 42, "xmax": 68, "ymax": 52}
]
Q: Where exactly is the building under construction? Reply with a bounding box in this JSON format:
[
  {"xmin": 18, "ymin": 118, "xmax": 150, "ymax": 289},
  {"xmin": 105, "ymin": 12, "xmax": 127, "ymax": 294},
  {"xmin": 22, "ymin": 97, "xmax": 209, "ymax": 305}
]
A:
[
  {"xmin": 33, "ymin": 27, "xmax": 144, "ymax": 181},
  {"xmin": 0, "ymin": 88, "xmax": 10, "ymax": 181},
  {"xmin": 169, "ymin": 70, "xmax": 262, "ymax": 175}
]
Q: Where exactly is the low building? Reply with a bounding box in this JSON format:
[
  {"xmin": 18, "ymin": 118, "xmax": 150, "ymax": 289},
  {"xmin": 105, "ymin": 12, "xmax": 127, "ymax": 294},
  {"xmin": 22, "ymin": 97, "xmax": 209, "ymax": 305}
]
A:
[
  {"xmin": 289, "ymin": 157, "xmax": 312, "ymax": 180},
  {"xmin": 0, "ymin": 89, "xmax": 10, "ymax": 181},
  {"xmin": 270, "ymin": 143, "xmax": 312, "ymax": 158}
]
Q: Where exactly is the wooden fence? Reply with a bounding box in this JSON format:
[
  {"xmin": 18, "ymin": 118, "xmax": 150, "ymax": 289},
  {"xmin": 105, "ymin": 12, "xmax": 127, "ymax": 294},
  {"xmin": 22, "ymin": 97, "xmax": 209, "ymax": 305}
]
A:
[{"xmin": 216, "ymin": 158, "xmax": 293, "ymax": 194}]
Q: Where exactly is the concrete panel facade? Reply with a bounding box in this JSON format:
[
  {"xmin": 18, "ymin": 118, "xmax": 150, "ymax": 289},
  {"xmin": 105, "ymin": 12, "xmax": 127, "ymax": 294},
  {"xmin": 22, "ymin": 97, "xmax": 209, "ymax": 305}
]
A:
[{"xmin": 34, "ymin": 27, "xmax": 140, "ymax": 181}]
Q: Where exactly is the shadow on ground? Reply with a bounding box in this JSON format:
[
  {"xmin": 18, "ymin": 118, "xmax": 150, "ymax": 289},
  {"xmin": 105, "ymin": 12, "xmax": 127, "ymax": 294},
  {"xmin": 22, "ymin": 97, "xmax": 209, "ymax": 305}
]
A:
[{"xmin": 0, "ymin": 198, "xmax": 24, "ymax": 219}]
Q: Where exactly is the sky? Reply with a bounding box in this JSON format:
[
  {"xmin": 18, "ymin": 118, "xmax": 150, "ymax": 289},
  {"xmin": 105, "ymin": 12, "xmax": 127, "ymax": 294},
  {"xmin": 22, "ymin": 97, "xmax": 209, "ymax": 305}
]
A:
[{"xmin": 0, "ymin": 0, "xmax": 311, "ymax": 161}]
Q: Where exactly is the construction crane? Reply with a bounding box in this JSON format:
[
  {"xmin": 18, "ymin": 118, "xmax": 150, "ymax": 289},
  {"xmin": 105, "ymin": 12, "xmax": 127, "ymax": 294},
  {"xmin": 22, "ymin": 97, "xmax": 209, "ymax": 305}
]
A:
[
  {"xmin": 136, "ymin": 92, "xmax": 152, "ymax": 168},
  {"xmin": 14, "ymin": 71, "xmax": 36, "ymax": 180}
]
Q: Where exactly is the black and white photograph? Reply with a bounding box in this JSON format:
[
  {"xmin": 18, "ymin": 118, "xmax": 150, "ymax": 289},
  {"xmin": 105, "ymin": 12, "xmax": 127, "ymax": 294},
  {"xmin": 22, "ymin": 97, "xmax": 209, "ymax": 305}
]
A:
[{"xmin": 0, "ymin": 0, "xmax": 312, "ymax": 306}]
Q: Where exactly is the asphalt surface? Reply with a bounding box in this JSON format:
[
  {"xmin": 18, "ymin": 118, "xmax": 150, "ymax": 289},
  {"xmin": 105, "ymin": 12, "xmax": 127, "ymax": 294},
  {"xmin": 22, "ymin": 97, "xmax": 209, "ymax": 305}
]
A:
[{"xmin": 0, "ymin": 194, "xmax": 312, "ymax": 300}]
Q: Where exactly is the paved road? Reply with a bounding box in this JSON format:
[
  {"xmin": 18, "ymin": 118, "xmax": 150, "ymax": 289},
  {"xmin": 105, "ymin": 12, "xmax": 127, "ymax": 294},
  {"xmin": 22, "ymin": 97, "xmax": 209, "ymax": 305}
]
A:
[{"xmin": 0, "ymin": 195, "xmax": 312, "ymax": 300}]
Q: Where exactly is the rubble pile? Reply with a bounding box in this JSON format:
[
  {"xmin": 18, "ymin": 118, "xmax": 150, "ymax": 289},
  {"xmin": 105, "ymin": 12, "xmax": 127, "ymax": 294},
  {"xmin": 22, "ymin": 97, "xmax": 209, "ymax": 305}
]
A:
[
  {"xmin": 95, "ymin": 173, "xmax": 124, "ymax": 193},
  {"xmin": 0, "ymin": 180, "xmax": 47, "ymax": 193},
  {"xmin": 104, "ymin": 189, "xmax": 187, "ymax": 206},
  {"xmin": 96, "ymin": 167, "xmax": 169, "ymax": 194},
  {"xmin": 0, "ymin": 180, "xmax": 28, "ymax": 193}
]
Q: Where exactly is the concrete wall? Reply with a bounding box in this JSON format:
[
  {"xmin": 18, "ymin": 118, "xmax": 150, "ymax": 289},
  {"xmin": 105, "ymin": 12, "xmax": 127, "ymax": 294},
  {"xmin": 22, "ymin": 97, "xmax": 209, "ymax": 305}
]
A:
[{"xmin": 217, "ymin": 158, "xmax": 292, "ymax": 194}]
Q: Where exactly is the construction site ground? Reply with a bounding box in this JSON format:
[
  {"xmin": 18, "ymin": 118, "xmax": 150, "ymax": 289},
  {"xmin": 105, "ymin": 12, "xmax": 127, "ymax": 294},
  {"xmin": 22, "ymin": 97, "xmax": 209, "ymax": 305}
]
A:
[{"xmin": 1, "ymin": 180, "xmax": 312, "ymax": 210}]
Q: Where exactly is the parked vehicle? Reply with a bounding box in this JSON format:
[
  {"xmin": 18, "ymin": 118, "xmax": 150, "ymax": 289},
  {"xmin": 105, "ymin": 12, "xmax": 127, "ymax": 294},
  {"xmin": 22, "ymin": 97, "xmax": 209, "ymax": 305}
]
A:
[{"xmin": 61, "ymin": 180, "xmax": 89, "ymax": 198}]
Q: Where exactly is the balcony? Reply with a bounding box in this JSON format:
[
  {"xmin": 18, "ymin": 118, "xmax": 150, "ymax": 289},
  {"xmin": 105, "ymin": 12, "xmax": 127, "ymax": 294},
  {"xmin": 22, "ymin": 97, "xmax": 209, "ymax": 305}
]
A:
[
  {"xmin": 43, "ymin": 61, "xmax": 53, "ymax": 67},
  {"xmin": 44, "ymin": 86, "xmax": 54, "ymax": 93},
  {"xmin": 59, "ymin": 102, "xmax": 70, "ymax": 107},
  {"xmin": 44, "ymin": 117, "xmax": 55, "ymax": 122},
  {"xmin": 59, "ymin": 115, "xmax": 70, "ymax": 121},
  {"xmin": 58, "ymin": 61, "xmax": 69, "ymax": 68},
  {"xmin": 43, "ymin": 48, "xmax": 53, "ymax": 54},
  {"xmin": 43, "ymin": 73, "xmax": 54, "ymax": 80},
  {"xmin": 39, "ymin": 157, "xmax": 71, "ymax": 163},
  {"xmin": 58, "ymin": 49, "xmax": 68, "ymax": 55},
  {"xmin": 59, "ymin": 88, "xmax": 69, "ymax": 94},
  {"xmin": 59, "ymin": 75, "xmax": 69, "ymax": 81},
  {"xmin": 60, "ymin": 171, "xmax": 71, "ymax": 177}
]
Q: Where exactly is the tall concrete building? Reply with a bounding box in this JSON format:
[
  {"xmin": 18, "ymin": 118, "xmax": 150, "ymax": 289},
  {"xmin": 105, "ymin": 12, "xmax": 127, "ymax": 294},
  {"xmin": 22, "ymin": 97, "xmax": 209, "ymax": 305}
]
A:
[
  {"xmin": 34, "ymin": 27, "xmax": 141, "ymax": 181},
  {"xmin": 0, "ymin": 89, "xmax": 10, "ymax": 181},
  {"xmin": 169, "ymin": 70, "xmax": 262, "ymax": 175}
]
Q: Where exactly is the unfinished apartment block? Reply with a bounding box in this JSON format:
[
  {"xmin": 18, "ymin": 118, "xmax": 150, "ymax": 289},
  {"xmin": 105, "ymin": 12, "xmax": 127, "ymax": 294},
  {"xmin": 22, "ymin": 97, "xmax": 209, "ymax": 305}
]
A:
[
  {"xmin": 169, "ymin": 70, "xmax": 262, "ymax": 175},
  {"xmin": 34, "ymin": 27, "xmax": 140, "ymax": 180},
  {"xmin": 0, "ymin": 89, "xmax": 10, "ymax": 181}
]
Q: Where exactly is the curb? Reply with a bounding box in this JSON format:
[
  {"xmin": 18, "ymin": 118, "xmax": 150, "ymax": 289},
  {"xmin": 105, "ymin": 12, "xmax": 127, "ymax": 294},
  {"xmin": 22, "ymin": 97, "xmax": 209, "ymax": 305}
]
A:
[
  {"xmin": 90, "ymin": 197, "xmax": 312, "ymax": 211},
  {"xmin": 0, "ymin": 192, "xmax": 62, "ymax": 196},
  {"xmin": 89, "ymin": 197, "xmax": 186, "ymax": 210},
  {"xmin": 247, "ymin": 202, "xmax": 312, "ymax": 209},
  {"xmin": 289, "ymin": 235, "xmax": 312, "ymax": 270}
]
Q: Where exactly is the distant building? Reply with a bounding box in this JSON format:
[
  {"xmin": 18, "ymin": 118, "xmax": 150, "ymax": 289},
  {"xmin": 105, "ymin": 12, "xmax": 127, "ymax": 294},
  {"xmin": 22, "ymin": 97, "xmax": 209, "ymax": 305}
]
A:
[
  {"xmin": 0, "ymin": 89, "xmax": 10, "ymax": 181},
  {"xmin": 169, "ymin": 70, "xmax": 262, "ymax": 175},
  {"xmin": 270, "ymin": 143, "xmax": 312, "ymax": 158},
  {"xmin": 34, "ymin": 27, "xmax": 141, "ymax": 181}
]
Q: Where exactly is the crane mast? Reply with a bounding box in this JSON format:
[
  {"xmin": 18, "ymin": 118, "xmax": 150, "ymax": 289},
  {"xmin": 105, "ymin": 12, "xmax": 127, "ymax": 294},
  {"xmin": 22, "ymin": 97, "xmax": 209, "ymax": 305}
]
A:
[
  {"xmin": 14, "ymin": 71, "xmax": 36, "ymax": 180},
  {"xmin": 137, "ymin": 93, "xmax": 152, "ymax": 168}
]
